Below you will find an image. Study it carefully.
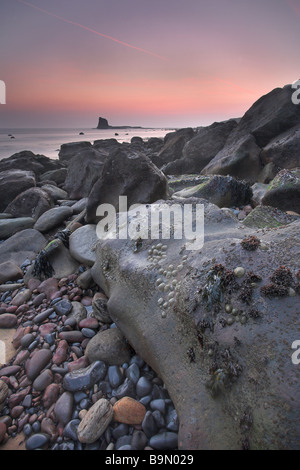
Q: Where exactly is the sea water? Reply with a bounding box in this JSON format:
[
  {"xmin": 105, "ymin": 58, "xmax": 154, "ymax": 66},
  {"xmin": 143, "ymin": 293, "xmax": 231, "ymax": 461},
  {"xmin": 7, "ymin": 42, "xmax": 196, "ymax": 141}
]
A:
[{"xmin": 0, "ymin": 127, "xmax": 176, "ymax": 161}]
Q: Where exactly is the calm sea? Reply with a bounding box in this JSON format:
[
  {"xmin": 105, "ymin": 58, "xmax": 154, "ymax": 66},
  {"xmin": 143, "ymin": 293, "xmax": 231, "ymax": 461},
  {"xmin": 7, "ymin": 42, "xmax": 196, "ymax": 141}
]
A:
[{"xmin": 0, "ymin": 127, "xmax": 176, "ymax": 161}]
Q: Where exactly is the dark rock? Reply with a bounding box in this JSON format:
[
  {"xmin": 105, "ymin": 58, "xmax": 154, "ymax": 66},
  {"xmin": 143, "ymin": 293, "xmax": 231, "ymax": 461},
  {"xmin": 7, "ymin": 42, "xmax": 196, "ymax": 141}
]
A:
[
  {"xmin": 25, "ymin": 349, "xmax": 52, "ymax": 381},
  {"xmin": 142, "ymin": 411, "xmax": 158, "ymax": 438},
  {"xmin": 58, "ymin": 331, "xmax": 84, "ymax": 343},
  {"xmin": 97, "ymin": 117, "xmax": 109, "ymax": 129},
  {"xmin": 0, "ymin": 169, "xmax": 36, "ymax": 212},
  {"xmin": 25, "ymin": 432, "xmax": 50, "ymax": 450},
  {"xmin": 34, "ymin": 206, "xmax": 73, "ymax": 233},
  {"xmin": 4, "ymin": 187, "xmax": 53, "ymax": 221},
  {"xmin": 125, "ymin": 363, "xmax": 140, "ymax": 384},
  {"xmin": 40, "ymin": 168, "xmax": 68, "ymax": 185},
  {"xmin": 85, "ymin": 328, "xmax": 132, "ymax": 366},
  {"xmin": 0, "ymin": 365, "xmax": 21, "ymax": 377},
  {"xmin": 202, "ymin": 84, "xmax": 300, "ymax": 183},
  {"xmin": 131, "ymin": 430, "xmax": 148, "ymax": 450},
  {"xmin": 54, "ymin": 391, "xmax": 73, "ymax": 425},
  {"xmin": 0, "ymin": 314, "xmax": 18, "ymax": 328},
  {"xmin": 136, "ymin": 376, "xmax": 153, "ymax": 398},
  {"xmin": 152, "ymin": 409, "xmax": 165, "ymax": 429},
  {"xmin": 260, "ymin": 125, "xmax": 300, "ymax": 171},
  {"xmin": 166, "ymin": 408, "xmax": 179, "ymax": 432},
  {"xmin": 63, "ymin": 361, "xmax": 107, "ymax": 392},
  {"xmin": 53, "ymin": 299, "xmax": 73, "ymax": 316},
  {"xmin": 58, "ymin": 141, "xmax": 92, "ymax": 163},
  {"xmin": 149, "ymin": 432, "xmax": 178, "ymax": 450},
  {"xmin": 108, "ymin": 365, "xmax": 124, "ymax": 388},
  {"xmin": 64, "ymin": 147, "xmax": 108, "ymax": 200},
  {"xmin": 115, "ymin": 435, "xmax": 132, "ymax": 450},
  {"xmin": 163, "ymin": 120, "xmax": 237, "ymax": 174},
  {"xmin": 32, "ymin": 369, "xmax": 53, "ymax": 391},
  {"xmin": 33, "ymin": 308, "xmax": 54, "ymax": 324},
  {"xmin": 0, "ymin": 150, "xmax": 64, "ymax": 177},
  {"xmin": 152, "ymin": 128, "xmax": 195, "ymax": 168},
  {"xmin": 40, "ymin": 184, "xmax": 68, "ymax": 202},
  {"xmin": 111, "ymin": 423, "xmax": 129, "ymax": 440},
  {"xmin": 150, "ymin": 399, "xmax": 166, "ymax": 415},
  {"xmin": 261, "ymin": 168, "xmax": 300, "ymax": 212},
  {"xmin": 63, "ymin": 419, "xmax": 80, "ymax": 441},
  {"xmin": 112, "ymin": 378, "xmax": 136, "ymax": 399},
  {"xmin": 37, "ymin": 278, "xmax": 59, "ymax": 300},
  {"xmin": 86, "ymin": 147, "xmax": 169, "ymax": 224}
]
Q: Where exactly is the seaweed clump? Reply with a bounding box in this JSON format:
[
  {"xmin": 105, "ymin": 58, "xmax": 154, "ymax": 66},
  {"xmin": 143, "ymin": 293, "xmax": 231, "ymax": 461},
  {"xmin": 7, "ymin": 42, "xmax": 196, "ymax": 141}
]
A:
[
  {"xmin": 239, "ymin": 271, "xmax": 262, "ymax": 304},
  {"xmin": 202, "ymin": 264, "xmax": 238, "ymax": 312},
  {"xmin": 261, "ymin": 266, "xmax": 294, "ymax": 299},
  {"xmin": 206, "ymin": 347, "xmax": 243, "ymax": 398},
  {"xmin": 240, "ymin": 235, "xmax": 261, "ymax": 251}
]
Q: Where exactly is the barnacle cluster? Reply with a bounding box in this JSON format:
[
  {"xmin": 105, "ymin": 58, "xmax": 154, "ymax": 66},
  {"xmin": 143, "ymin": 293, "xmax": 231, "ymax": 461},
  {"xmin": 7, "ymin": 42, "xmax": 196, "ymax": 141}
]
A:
[
  {"xmin": 152, "ymin": 244, "xmax": 188, "ymax": 318},
  {"xmin": 240, "ymin": 235, "xmax": 261, "ymax": 251}
]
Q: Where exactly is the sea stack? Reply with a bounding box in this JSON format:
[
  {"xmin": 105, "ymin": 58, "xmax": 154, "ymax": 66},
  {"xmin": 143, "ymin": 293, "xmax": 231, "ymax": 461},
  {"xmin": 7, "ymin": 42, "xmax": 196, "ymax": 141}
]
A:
[{"xmin": 97, "ymin": 117, "xmax": 110, "ymax": 129}]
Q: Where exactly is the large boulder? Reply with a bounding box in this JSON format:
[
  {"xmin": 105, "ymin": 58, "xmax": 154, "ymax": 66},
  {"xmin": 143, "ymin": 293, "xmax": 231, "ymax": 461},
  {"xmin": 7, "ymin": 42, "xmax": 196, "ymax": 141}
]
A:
[
  {"xmin": 0, "ymin": 170, "xmax": 36, "ymax": 212},
  {"xmin": 4, "ymin": 187, "xmax": 53, "ymax": 221},
  {"xmin": 201, "ymin": 85, "xmax": 300, "ymax": 183},
  {"xmin": 0, "ymin": 229, "xmax": 46, "ymax": 266},
  {"xmin": 91, "ymin": 198, "xmax": 300, "ymax": 450},
  {"xmin": 63, "ymin": 148, "xmax": 108, "ymax": 200},
  {"xmin": 260, "ymin": 125, "xmax": 300, "ymax": 171},
  {"xmin": 163, "ymin": 120, "xmax": 238, "ymax": 175},
  {"xmin": 40, "ymin": 168, "xmax": 68, "ymax": 185},
  {"xmin": 151, "ymin": 128, "xmax": 195, "ymax": 168},
  {"xmin": 172, "ymin": 175, "xmax": 252, "ymax": 208},
  {"xmin": 261, "ymin": 168, "xmax": 300, "ymax": 213},
  {"xmin": 58, "ymin": 142, "xmax": 93, "ymax": 163},
  {"xmin": 0, "ymin": 151, "xmax": 64, "ymax": 178},
  {"xmin": 86, "ymin": 147, "xmax": 169, "ymax": 224}
]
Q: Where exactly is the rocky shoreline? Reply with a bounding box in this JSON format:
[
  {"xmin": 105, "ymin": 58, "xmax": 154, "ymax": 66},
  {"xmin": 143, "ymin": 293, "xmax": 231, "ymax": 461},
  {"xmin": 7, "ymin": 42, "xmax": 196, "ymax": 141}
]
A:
[{"xmin": 0, "ymin": 83, "xmax": 300, "ymax": 450}]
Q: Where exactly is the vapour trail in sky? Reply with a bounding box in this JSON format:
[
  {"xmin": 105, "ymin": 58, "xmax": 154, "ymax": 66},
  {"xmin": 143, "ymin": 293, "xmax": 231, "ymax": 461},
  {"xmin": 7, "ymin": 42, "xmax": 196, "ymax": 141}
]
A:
[{"xmin": 15, "ymin": 0, "xmax": 168, "ymax": 61}]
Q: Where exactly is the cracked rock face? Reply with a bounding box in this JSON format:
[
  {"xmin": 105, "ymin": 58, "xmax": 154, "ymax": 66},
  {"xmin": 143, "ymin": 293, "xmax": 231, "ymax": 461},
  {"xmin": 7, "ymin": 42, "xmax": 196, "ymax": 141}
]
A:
[{"xmin": 91, "ymin": 199, "xmax": 300, "ymax": 450}]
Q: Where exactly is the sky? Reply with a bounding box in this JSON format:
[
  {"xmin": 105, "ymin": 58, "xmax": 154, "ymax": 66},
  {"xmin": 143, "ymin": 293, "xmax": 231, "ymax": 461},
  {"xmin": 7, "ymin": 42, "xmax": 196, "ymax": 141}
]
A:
[{"xmin": 0, "ymin": 0, "xmax": 299, "ymax": 128}]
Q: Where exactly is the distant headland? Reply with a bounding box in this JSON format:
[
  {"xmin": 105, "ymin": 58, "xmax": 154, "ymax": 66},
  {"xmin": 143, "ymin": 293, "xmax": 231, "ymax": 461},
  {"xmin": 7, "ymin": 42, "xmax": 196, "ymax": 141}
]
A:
[{"xmin": 96, "ymin": 117, "xmax": 142, "ymax": 130}]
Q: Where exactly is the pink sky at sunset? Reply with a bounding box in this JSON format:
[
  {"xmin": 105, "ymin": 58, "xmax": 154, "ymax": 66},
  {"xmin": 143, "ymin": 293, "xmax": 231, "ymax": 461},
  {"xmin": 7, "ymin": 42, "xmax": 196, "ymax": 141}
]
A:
[{"xmin": 0, "ymin": 0, "xmax": 299, "ymax": 128}]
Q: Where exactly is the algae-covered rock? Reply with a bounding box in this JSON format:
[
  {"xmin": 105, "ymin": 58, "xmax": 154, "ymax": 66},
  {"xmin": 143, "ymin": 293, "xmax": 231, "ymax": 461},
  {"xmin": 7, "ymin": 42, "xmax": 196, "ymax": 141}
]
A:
[
  {"xmin": 242, "ymin": 205, "xmax": 299, "ymax": 228},
  {"xmin": 172, "ymin": 175, "xmax": 252, "ymax": 208},
  {"xmin": 262, "ymin": 168, "xmax": 300, "ymax": 212}
]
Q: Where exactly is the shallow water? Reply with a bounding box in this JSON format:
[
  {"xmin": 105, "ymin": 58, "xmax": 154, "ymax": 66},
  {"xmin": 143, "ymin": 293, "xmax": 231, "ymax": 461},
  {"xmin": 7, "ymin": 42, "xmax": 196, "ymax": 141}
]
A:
[{"xmin": 0, "ymin": 127, "xmax": 176, "ymax": 161}]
